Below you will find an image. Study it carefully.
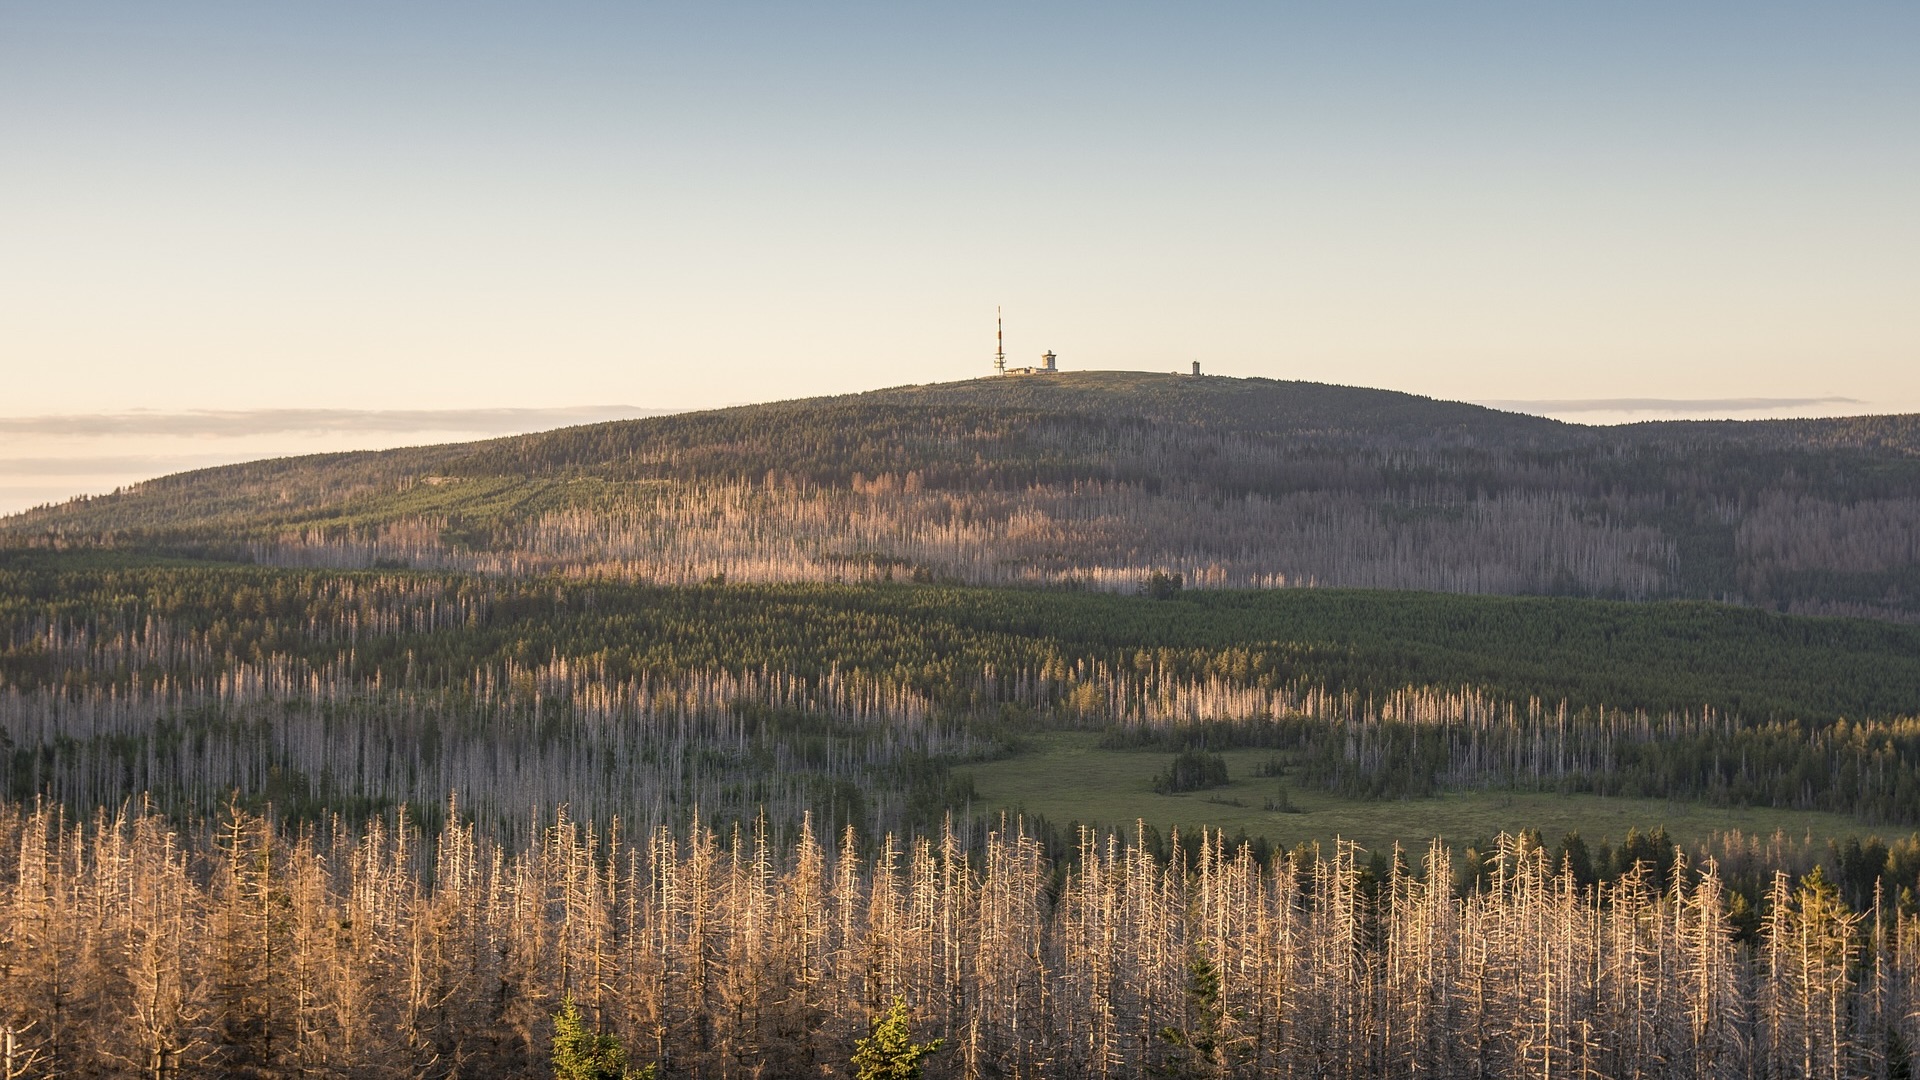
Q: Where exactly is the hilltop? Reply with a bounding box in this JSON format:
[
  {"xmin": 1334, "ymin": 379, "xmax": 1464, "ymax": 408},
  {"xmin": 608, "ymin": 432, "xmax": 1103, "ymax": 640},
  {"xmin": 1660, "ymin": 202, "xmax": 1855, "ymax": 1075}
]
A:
[{"xmin": 5, "ymin": 372, "xmax": 1918, "ymax": 618}]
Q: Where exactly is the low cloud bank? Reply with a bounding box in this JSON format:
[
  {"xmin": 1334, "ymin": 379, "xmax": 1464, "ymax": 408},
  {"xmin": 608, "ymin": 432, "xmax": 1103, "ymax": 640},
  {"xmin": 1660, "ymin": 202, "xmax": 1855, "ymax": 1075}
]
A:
[
  {"xmin": 0, "ymin": 454, "xmax": 243, "ymax": 477},
  {"xmin": 1481, "ymin": 396, "xmax": 1864, "ymax": 414},
  {"xmin": 0, "ymin": 405, "xmax": 684, "ymax": 515},
  {"xmin": 0, "ymin": 406, "xmax": 673, "ymax": 438}
]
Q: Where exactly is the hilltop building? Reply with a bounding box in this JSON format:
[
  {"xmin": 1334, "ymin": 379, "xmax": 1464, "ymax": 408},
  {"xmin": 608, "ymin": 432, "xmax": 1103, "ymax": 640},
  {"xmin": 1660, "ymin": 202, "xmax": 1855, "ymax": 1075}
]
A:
[
  {"xmin": 1004, "ymin": 350, "xmax": 1057, "ymax": 376},
  {"xmin": 991, "ymin": 308, "xmax": 1061, "ymax": 376}
]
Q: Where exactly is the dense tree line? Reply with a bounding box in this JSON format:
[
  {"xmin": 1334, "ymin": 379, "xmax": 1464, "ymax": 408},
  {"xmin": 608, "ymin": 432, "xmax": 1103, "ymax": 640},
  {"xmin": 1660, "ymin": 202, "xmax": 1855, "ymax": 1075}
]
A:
[
  {"xmin": 1114, "ymin": 707, "xmax": 1920, "ymax": 825},
  {"xmin": 6, "ymin": 557, "xmax": 1914, "ymax": 719},
  {"xmin": 4, "ymin": 558, "xmax": 1919, "ymax": 835},
  {"xmin": 7, "ymin": 799, "xmax": 1920, "ymax": 1078}
]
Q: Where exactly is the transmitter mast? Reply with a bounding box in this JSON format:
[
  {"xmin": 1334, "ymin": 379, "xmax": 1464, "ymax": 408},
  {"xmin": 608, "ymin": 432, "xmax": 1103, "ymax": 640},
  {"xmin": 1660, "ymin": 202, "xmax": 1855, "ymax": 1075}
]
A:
[{"xmin": 994, "ymin": 307, "xmax": 1006, "ymax": 375}]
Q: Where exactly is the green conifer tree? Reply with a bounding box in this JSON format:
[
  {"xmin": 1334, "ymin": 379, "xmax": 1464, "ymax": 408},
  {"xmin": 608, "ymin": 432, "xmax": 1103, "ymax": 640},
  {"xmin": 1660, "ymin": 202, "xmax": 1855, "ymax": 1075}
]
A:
[
  {"xmin": 552, "ymin": 996, "xmax": 653, "ymax": 1080},
  {"xmin": 1158, "ymin": 949, "xmax": 1228, "ymax": 1078},
  {"xmin": 851, "ymin": 997, "xmax": 943, "ymax": 1080}
]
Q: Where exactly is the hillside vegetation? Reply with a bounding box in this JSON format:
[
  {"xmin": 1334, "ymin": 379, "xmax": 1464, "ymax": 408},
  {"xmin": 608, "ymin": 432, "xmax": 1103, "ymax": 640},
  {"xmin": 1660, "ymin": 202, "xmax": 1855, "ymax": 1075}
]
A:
[
  {"xmin": 7, "ymin": 554, "xmax": 1920, "ymax": 841},
  {"xmin": 7, "ymin": 372, "xmax": 1919, "ymax": 618},
  {"xmin": 9, "ymin": 379, "xmax": 1920, "ymax": 1076}
]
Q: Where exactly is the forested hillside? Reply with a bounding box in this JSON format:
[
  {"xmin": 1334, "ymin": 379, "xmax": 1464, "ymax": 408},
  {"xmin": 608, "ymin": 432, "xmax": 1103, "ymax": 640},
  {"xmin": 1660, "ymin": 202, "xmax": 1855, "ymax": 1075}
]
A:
[
  {"xmin": 9, "ymin": 378, "xmax": 1920, "ymax": 1076},
  {"xmin": 7, "ymin": 373, "xmax": 1919, "ymax": 619}
]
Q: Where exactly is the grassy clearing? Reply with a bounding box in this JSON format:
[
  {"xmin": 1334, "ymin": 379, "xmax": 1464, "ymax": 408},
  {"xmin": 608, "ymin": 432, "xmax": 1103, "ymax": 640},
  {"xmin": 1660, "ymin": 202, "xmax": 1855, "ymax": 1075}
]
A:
[{"xmin": 962, "ymin": 732, "xmax": 1882, "ymax": 854}]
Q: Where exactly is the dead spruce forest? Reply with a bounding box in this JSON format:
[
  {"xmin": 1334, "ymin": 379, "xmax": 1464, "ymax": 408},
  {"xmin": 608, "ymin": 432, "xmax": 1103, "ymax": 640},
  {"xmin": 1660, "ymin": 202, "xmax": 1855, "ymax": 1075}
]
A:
[{"xmin": 5, "ymin": 373, "xmax": 1920, "ymax": 1078}]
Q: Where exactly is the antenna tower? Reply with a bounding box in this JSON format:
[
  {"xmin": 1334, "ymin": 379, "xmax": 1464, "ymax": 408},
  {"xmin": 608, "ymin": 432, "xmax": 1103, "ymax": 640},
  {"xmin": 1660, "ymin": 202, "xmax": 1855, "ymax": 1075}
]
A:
[{"xmin": 994, "ymin": 307, "xmax": 1006, "ymax": 375}]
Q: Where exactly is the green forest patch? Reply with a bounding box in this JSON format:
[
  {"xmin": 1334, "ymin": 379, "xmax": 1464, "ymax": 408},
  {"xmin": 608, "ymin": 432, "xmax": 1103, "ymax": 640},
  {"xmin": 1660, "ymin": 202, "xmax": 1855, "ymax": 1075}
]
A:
[{"xmin": 963, "ymin": 732, "xmax": 1876, "ymax": 854}]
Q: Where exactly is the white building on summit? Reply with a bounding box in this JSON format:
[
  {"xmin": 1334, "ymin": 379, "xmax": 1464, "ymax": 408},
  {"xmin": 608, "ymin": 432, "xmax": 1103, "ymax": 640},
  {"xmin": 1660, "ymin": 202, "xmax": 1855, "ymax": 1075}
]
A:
[{"xmin": 992, "ymin": 308, "xmax": 1060, "ymax": 376}]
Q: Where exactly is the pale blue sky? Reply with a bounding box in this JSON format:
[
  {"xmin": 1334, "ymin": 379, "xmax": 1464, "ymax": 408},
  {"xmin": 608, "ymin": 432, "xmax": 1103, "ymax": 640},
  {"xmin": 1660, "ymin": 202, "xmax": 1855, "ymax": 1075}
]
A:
[{"xmin": 2, "ymin": 2, "xmax": 1915, "ymax": 432}]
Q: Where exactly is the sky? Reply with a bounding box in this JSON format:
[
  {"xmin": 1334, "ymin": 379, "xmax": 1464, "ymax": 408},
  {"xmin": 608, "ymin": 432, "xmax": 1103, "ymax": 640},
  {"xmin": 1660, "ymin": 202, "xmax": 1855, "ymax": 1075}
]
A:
[{"xmin": 2, "ymin": 3, "xmax": 1916, "ymax": 513}]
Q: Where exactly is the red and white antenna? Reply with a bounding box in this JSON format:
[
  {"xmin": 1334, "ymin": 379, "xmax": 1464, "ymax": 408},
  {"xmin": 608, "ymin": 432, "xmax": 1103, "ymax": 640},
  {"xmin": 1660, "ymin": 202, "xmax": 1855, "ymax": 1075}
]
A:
[{"xmin": 994, "ymin": 306, "xmax": 1006, "ymax": 375}]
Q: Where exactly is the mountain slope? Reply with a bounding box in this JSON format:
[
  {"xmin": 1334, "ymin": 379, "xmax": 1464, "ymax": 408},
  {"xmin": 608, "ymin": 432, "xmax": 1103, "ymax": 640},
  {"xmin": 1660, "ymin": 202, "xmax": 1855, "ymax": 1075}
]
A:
[{"xmin": 5, "ymin": 372, "xmax": 1918, "ymax": 618}]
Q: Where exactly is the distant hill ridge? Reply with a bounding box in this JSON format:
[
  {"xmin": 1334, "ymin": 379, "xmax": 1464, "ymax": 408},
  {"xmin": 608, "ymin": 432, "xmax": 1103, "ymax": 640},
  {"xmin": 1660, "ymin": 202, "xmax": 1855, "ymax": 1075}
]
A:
[{"xmin": 6, "ymin": 372, "xmax": 1919, "ymax": 619}]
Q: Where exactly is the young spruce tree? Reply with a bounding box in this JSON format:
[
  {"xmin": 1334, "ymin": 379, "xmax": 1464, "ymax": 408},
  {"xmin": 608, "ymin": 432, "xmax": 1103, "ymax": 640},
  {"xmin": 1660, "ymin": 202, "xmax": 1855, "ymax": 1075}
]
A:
[
  {"xmin": 852, "ymin": 997, "xmax": 943, "ymax": 1080},
  {"xmin": 552, "ymin": 996, "xmax": 653, "ymax": 1080}
]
